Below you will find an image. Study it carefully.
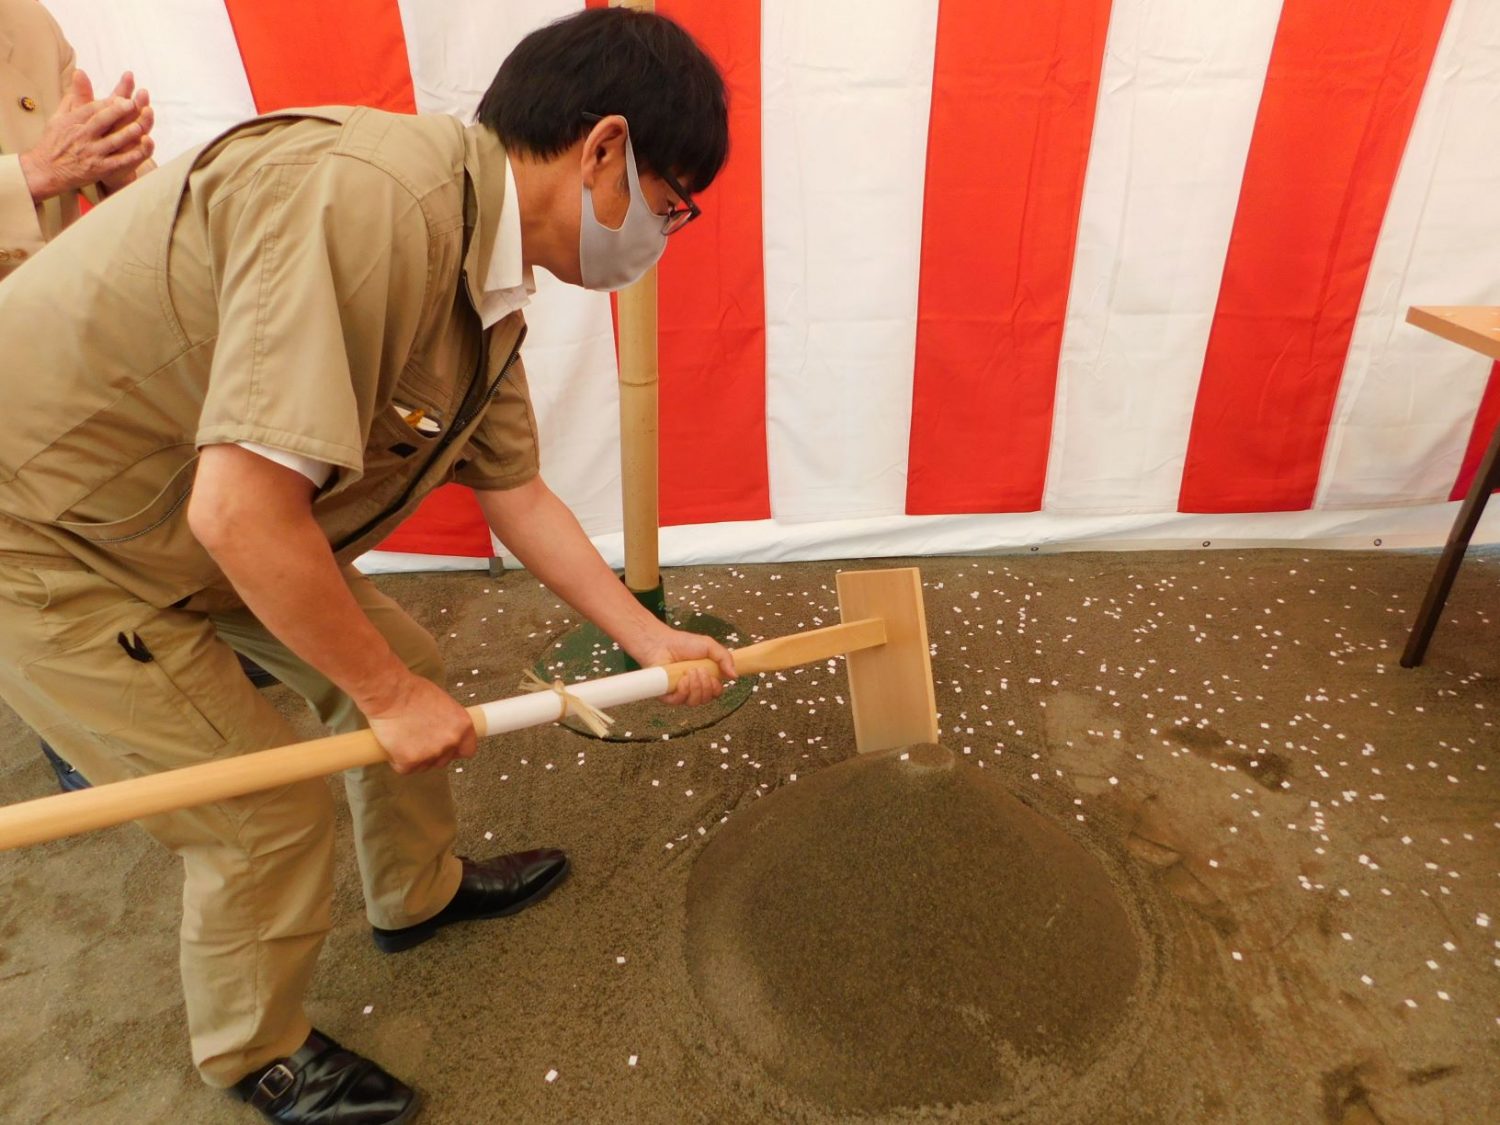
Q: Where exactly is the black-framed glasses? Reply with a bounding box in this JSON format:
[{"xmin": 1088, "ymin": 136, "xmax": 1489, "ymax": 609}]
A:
[{"xmin": 582, "ymin": 112, "xmax": 702, "ymax": 235}]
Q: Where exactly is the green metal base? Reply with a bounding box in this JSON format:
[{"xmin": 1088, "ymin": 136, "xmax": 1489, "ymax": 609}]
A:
[
  {"xmin": 621, "ymin": 581, "xmax": 667, "ymax": 671},
  {"xmin": 531, "ymin": 609, "xmax": 751, "ymax": 742},
  {"xmin": 630, "ymin": 581, "xmax": 667, "ymax": 619}
]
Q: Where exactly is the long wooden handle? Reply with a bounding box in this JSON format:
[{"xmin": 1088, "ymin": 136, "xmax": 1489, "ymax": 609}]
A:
[
  {"xmin": 0, "ymin": 723, "xmax": 431, "ymax": 852},
  {"xmin": 0, "ymin": 619, "xmax": 887, "ymax": 851},
  {"xmin": 664, "ymin": 617, "xmax": 887, "ymax": 688}
]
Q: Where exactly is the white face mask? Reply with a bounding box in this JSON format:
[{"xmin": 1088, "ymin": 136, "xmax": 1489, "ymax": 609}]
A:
[{"xmin": 578, "ymin": 126, "xmax": 668, "ymax": 292}]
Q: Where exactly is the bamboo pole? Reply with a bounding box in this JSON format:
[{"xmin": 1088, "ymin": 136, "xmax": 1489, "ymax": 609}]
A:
[
  {"xmin": 616, "ymin": 265, "xmax": 660, "ymax": 596},
  {"xmin": 612, "ymin": 0, "xmax": 661, "ymax": 600}
]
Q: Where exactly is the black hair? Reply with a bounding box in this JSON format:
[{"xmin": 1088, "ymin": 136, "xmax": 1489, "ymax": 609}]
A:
[{"xmin": 477, "ymin": 8, "xmax": 729, "ymax": 193}]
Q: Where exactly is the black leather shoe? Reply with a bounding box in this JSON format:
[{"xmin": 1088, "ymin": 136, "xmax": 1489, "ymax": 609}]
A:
[
  {"xmin": 233, "ymin": 1029, "xmax": 418, "ymax": 1124},
  {"xmin": 371, "ymin": 850, "xmax": 569, "ymax": 953},
  {"xmin": 39, "ymin": 741, "xmax": 90, "ymax": 793}
]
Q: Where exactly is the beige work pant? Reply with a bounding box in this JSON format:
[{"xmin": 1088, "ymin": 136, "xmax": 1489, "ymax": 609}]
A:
[{"xmin": 0, "ymin": 556, "xmax": 463, "ymax": 1087}]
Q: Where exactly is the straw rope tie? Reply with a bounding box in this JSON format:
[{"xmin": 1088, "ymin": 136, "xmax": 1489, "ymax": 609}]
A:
[{"xmin": 520, "ymin": 670, "xmax": 616, "ymax": 737}]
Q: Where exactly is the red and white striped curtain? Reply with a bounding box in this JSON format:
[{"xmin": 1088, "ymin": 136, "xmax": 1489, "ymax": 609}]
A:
[{"xmin": 47, "ymin": 0, "xmax": 1500, "ymax": 567}]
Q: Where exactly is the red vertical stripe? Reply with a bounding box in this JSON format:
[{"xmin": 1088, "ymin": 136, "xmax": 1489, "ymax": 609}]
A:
[
  {"xmin": 586, "ymin": 0, "xmax": 769, "ymax": 525},
  {"xmin": 224, "ymin": 0, "xmax": 416, "ymax": 112},
  {"xmin": 1451, "ymin": 363, "xmax": 1500, "ymax": 500},
  {"xmin": 376, "ymin": 486, "xmax": 496, "ymax": 557},
  {"xmin": 1179, "ymin": 0, "xmax": 1451, "ymax": 513},
  {"xmin": 905, "ymin": 0, "xmax": 1111, "ymax": 515},
  {"xmin": 228, "ymin": 0, "xmax": 494, "ymax": 556},
  {"xmin": 654, "ymin": 0, "xmax": 768, "ymax": 525}
]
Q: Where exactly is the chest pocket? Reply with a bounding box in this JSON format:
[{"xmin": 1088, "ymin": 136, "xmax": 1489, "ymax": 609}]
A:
[{"xmin": 364, "ymin": 405, "xmax": 442, "ymax": 477}]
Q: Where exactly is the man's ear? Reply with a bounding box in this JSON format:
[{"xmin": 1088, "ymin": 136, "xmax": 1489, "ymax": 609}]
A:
[{"xmin": 579, "ymin": 114, "xmax": 629, "ymax": 190}]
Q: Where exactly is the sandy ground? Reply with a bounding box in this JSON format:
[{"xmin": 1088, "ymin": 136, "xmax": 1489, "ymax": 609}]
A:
[{"xmin": 0, "ymin": 550, "xmax": 1497, "ymax": 1124}]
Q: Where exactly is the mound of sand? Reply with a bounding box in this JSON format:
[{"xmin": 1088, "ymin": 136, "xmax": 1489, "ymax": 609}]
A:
[{"xmin": 685, "ymin": 744, "xmax": 1142, "ymax": 1113}]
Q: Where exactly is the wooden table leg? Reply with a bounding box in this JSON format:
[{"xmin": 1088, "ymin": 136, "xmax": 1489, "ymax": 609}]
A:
[{"xmin": 1401, "ymin": 420, "xmax": 1500, "ymax": 667}]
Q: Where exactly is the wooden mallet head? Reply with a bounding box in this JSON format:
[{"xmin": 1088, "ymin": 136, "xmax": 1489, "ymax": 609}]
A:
[
  {"xmin": 836, "ymin": 566, "xmax": 939, "ymax": 752},
  {"xmin": 710, "ymin": 566, "xmax": 938, "ymax": 752}
]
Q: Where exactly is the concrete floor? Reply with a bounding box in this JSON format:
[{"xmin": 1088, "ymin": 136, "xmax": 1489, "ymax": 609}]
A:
[{"xmin": 0, "ymin": 550, "xmax": 1496, "ymax": 1123}]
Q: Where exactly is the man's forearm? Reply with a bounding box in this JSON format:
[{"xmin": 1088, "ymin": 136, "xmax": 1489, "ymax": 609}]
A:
[
  {"xmin": 189, "ymin": 447, "xmax": 409, "ymax": 712},
  {"xmin": 475, "ymin": 476, "xmax": 661, "ymax": 652},
  {"xmin": 207, "ymin": 520, "xmax": 408, "ymax": 709}
]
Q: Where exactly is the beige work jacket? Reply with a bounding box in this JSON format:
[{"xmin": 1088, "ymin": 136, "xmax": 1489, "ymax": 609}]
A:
[
  {"xmin": 0, "ymin": 0, "xmax": 97, "ymax": 279},
  {"xmin": 0, "ymin": 106, "xmax": 538, "ymax": 608}
]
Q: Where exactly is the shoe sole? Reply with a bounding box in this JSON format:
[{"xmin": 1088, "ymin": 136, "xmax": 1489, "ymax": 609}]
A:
[{"xmin": 372, "ymin": 859, "xmax": 571, "ymax": 954}]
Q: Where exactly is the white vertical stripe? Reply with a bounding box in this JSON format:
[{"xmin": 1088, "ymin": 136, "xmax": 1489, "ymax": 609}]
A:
[
  {"xmin": 45, "ymin": 0, "xmax": 255, "ymax": 163},
  {"xmin": 396, "ymin": 0, "xmax": 623, "ymax": 536},
  {"xmin": 1316, "ymin": 0, "xmax": 1500, "ymax": 509},
  {"xmin": 510, "ymin": 292, "xmax": 624, "ymax": 537},
  {"xmin": 1044, "ymin": 0, "xmax": 1284, "ymax": 513},
  {"xmin": 761, "ymin": 0, "xmax": 940, "ymax": 523},
  {"xmin": 395, "ymin": 0, "xmax": 578, "ymax": 120}
]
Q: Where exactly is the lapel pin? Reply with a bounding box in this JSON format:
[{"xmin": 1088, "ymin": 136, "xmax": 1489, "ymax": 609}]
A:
[{"xmin": 19, "ymin": 96, "xmax": 38, "ymax": 112}]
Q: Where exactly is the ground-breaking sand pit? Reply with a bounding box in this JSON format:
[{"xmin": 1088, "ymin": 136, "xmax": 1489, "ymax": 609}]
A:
[
  {"xmin": 685, "ymin": 742, "xmax": 1153, "ymax": 1115},
  {"xmin": 3, "ymin": 553, "xmax": 1496, "ymax": 1123}
]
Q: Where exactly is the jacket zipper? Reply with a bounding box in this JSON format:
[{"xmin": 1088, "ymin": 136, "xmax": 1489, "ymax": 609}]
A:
[{"xmin": 331, "ymin": 273, "xmax": 526, "ymax": 552}]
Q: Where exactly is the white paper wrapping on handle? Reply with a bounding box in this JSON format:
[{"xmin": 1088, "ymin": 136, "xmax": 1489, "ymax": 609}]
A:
[{"xmin": 477, "ymin": 666, "xmax": 671, "ymax": 736}]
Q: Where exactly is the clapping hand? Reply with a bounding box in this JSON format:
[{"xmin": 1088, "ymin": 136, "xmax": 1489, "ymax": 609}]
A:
[{"xmin": 19, "ymin": 69, "xmax": 155, "ymax": 202}]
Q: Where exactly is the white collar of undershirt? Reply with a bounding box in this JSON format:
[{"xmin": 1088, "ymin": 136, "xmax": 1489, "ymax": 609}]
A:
[{"xmin": 477, "ymin": 154, "xmax": 535, "ymax": 329}]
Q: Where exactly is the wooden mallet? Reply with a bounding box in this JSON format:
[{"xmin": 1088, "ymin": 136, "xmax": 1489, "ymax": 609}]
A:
[{"xmin": 0, "ymin": 567, "xmax": 936, "ymax": 850}]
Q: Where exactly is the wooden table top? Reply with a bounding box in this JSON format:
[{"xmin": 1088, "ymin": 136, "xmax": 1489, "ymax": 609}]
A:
[{"xmin": 1407, "ymin": 305, "xmax": 1500, "ymax": 362}]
